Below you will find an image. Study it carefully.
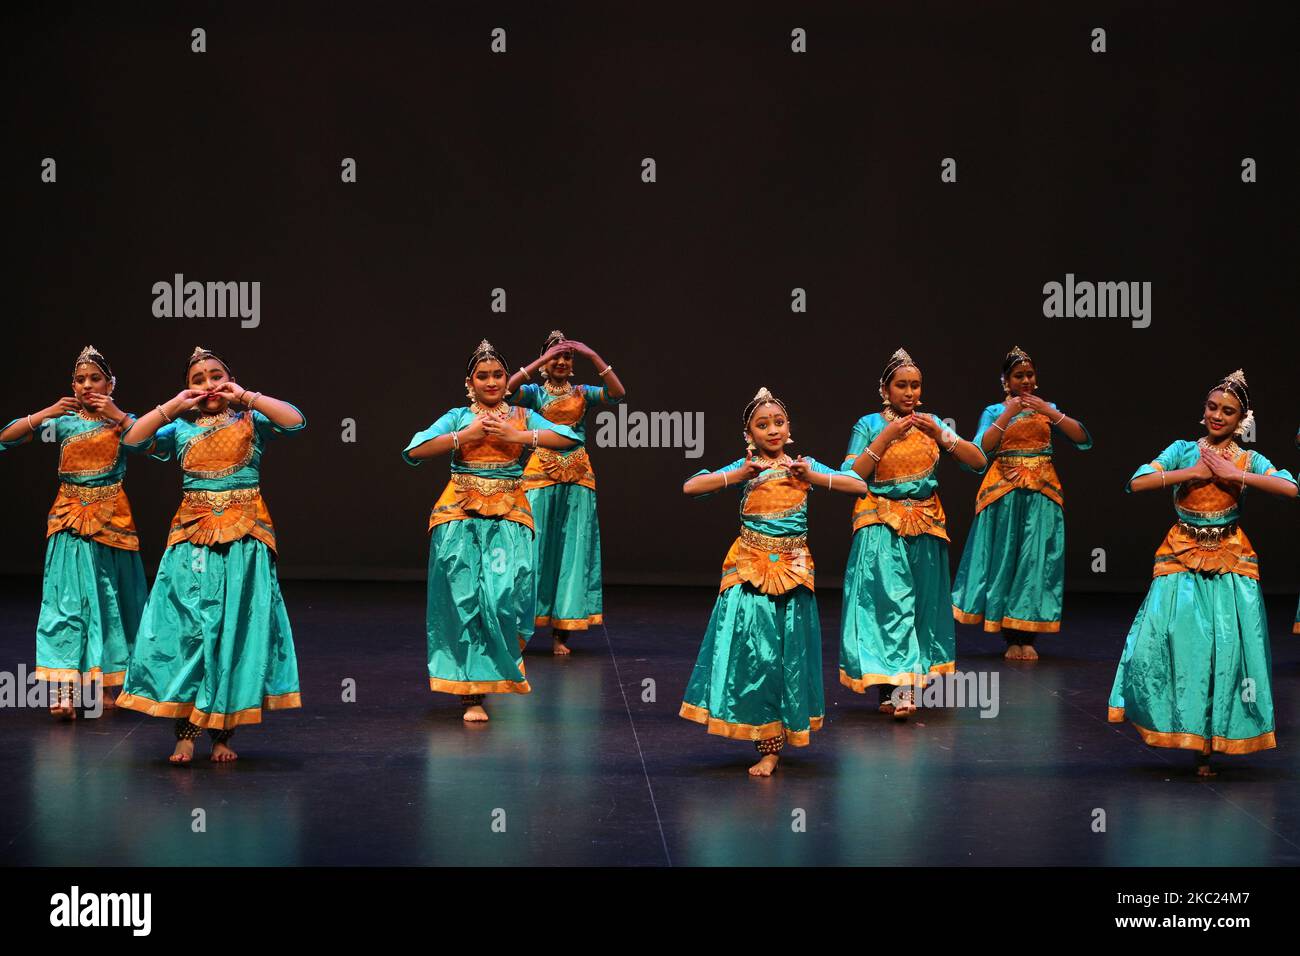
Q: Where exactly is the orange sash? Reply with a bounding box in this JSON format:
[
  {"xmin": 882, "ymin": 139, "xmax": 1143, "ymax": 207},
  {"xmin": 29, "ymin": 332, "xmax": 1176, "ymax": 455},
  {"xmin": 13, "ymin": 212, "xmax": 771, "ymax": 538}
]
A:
[
  {"xmin": 522, "ymin": 446, "xmax": 595, "ymax": 490},
  {"xmin": 851, "ymin": 491, "xmax": 948, "ymax": 539},
  {"xmin": 1152, "ymin": 522, "xmax": 1257, "ymax": 578},
  {"xmin": 720, "ymin": 530, "xmax": 814, "ymax": 595},
  {"xmin": 167, "ymin": 488, "xmax": 277, "ymax": 554},
  {"xmin": 428, "ymin": 475, "xmax": 534, "ymax": 531},
  {"xmin": 47, "ymin": 482, "xmax": 139, "ymax": 551},
  {"xmin": 975, "ymin": 414, "xmax": 1062, "ymax": 513},
  {"xmin": 430, "ymin": 408, "xmax": 535, "ymax": 530}
]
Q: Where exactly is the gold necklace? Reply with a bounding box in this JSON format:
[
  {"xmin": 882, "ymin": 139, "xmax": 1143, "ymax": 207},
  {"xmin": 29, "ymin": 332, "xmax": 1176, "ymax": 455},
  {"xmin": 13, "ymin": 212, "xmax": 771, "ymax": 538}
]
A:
[
  {"xmin": 470, "ymin": 400, "xmax": 511, "ymax": 420},
  {"xmin": 1198, "ymin": 436, "xmax": 1241, "ymax": 459},
  {"xmin": 195, "ymin": 410, "xmax": 236, "ymax": 427},
  {"xmin": 75, "ymin": 408, "xmax": 103, "ymax": 421},
  {"xmin": 543, "ymin": 379, "xmax": 573, "ymax": 396}
]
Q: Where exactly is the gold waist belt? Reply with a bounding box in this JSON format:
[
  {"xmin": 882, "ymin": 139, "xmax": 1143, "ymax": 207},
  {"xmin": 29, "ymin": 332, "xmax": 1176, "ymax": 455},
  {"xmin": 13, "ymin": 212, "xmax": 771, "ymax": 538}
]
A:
[
  {"xmin": 996, "ymin": 454, "xmax": 1052, "ymax": 467},
  {"xmin": 740, "ymin": 527, "xmax": 807, "ymax": 552},
  {"xmin": 453, "ymin": 474, "xmax": 523, "ymax": 495},
  {"xmin": 1176, "ymin": 520, "xmax": 1238, "ymax": 547},
  {"xmin": 182, "ymin": 487, "xmax": 261, "ymax": 508},
  {"xmin": 58, "ymin": 481, "xmax": 122, "ymax": 503}
]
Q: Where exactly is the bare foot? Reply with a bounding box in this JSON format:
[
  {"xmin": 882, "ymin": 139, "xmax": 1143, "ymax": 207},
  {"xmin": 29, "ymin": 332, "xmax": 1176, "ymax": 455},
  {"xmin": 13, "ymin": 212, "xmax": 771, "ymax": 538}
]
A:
[
  {"xmin": 1196, "ymin": 760, "xmax": 1216, "ymax": 778},
  {"xmin": 892, "ymin": 690, "xmax": 916, "ymax": 720},
  {"xmin": 1020, "ymin": 645, "xmax": 1039, "ymax": 661},
  {"xmin": 170, "ymin": 739, "xmax": 195, "ymax": 765},
  {"xmin": 462, "ymin": 704, "xmax": 489, "ymax": 722},
  {"xmin": 552, "ymin": 633, "xmax": 571, "ymax": 656},
  {"xmin": 50, "ymin": 704, "xmax": 76, "ymax": 720},
  {"xmin": 877, "ymin": 701, "xmax": 896, "ymax": 715},
  {"xmin": 210, "ymin": 742, "xmax": 238, "ymax": 763},
  {"xmin": 100, "ymin": 691, "xmax": 116, "ymax": 710},
  {"xmin": 748, "ymin": 754, "xmax": 779, "ymax": 777},
  {"xmin": 1004, "ymin": 644, "xmax": 1024, "ymax": 660}
]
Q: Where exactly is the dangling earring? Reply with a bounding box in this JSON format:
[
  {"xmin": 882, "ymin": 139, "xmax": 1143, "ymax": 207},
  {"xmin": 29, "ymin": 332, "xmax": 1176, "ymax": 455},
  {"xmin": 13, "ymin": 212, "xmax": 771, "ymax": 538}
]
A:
[
  {"xmin": 785, "ymin": 434, "xmax": 794, "ymax": 445},
  {"xmin": 743, "ymin": 432, "xmax": 755, "ymax": 452},
  {"xmin": 466, "ymin": 383, "xmax": 475, "ymax": 402}
]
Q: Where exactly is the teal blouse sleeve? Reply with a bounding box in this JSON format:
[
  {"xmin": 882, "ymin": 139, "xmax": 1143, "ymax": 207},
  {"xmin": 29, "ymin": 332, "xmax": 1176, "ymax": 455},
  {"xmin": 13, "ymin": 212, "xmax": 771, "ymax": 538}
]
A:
[
  {"xmin": 117, "ymin": 414, "xmax": 151, "ymax": 454},
  {"xmin": 1049, "ymin": 402, "xmax": 1093, "ymax": 450},
  {"xmin": 686, "ymin": 458, "xmax": 746, "ymax": 498},
  {"xmin": 509, "ymin": 384, "xmax": 543, "ymax": 410},
  {"xmin": 804, "ymin": 456, "xmax": 839, "ymax": 477},
  {"xmin": 971, "ymin": 404, "xmax": 1001, "ymax": 448},
  {"xmin": 129, "ymin": 420, "xmax": 180, "ymax": 462},
  {"xmin": 841, "ymin": 415, "xmax": 876, "ymax": 470},
  {"xmin": 581, "ymin": 384, "xmax": 624, "ymax": 406},
  {"xmin": 1248, "ymin": 450, "xmax": 1297, "ymax": 486},
  {"xmin": 402, "ymin": 409, "xmax": 463, "ymax": 466},
  {"xmin": 523, "ymin": 410, "xmax": 581, "ymax": 442},
  {"xmin": 1127, "ymin": 440, "xmax": 1193, "ymax": 492},
  {"xmin": 253, "ymin": 404, "xmax": 307, "ymax": 442}
]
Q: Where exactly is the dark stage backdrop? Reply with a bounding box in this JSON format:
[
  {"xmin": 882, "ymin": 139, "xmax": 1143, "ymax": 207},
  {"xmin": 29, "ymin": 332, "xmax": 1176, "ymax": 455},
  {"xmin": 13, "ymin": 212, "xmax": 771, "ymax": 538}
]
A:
[{"xmin": 2, "ymin": 2, "xmax": 1297, "ymax": 594}]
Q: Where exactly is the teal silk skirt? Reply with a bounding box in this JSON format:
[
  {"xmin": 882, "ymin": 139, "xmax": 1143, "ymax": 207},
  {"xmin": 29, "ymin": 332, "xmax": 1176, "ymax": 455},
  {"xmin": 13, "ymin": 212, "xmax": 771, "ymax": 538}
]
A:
[
  {"xmin": 526, "ymin": 482, "xmax": 603, "ymax": 632},
  {"xmin": 680, "ymin": 583, "xmax": 824, "ymax": 745},
  {"xmin": 1108, "ymin": 570, "xmax": 1275, "ymax": 754},
  {"xmin": 35, "ymin": 530, "xmax": 147, "ymax": 685},
  {"xmin": 426, "ymin": 516, "xmax": 534, "ymax": 695},
  {"xmin": 951, "ymin": 489, "xmax": 1065, "ymax": 634},
  {"xmin": 840, "ymin": 525, "xmax": 956, "ymax": 691},
  {"xmin": 118, "ymin": 538, "xmax": 301, "ymax": 729}
]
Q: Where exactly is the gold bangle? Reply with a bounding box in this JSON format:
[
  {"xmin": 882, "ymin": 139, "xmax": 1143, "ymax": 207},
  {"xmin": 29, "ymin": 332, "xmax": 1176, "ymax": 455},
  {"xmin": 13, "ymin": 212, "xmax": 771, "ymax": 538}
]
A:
[
  {"xmin": 990, "ymin": 422, "xmax": 1005, "ymax": 433},
  {"xmin": 598, "ymin": 365, "xmax": 613, "ymax": 377},
  {"xmin": 721, "ymin": 470, "xmax": 729, "ymax": 487},
  {"xmin": 865, "ymin": 447, "xmax": 881, "ymax": 463},
  {"xmin": 156, "ymin": 404, "xmax": 172, "ymax": 423}
]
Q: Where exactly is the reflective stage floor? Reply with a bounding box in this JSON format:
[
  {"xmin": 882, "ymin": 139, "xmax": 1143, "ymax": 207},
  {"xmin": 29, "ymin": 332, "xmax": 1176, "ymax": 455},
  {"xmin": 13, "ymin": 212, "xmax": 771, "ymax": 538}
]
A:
[{"xmin": 2, "ymin": 580, "xmax": 1297, "ymax": 866}]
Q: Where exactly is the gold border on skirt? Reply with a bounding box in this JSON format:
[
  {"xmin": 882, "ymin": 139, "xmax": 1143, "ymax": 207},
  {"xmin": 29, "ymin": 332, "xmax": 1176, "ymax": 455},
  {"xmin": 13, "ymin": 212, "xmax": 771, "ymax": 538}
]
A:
[
  {"xmin": 678, "ymin": 701, "xmax": 822, "ymax": 747},
  {"xmin": 839, "ymin": 662, "xmax": 955, "ymax": 693}
]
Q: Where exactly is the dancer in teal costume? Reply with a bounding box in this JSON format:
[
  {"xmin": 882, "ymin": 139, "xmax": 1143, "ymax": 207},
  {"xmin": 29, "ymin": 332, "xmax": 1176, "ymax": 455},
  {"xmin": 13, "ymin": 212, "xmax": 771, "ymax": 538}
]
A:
[
  {"xmin": 951, "ymin": 346, "xmax": 1092, "ymax": 659},
  {"xmin": 839, "ymin": 348, "xmax": 987, "ymax": 719},
  {"xmin": 0, "ymin": 346, "xmax": 147, "ymax": 718},
  {"xmin": 1108, "ymin": 370, "xmax": 1296, "ymax": 776},
  {"xmin": 680, "ymin": 387, "xmax": 868, "ymax": 776},
  {"xmin": 506, "ymin": 331, "xmax": 626, "ymax": 654},
  {"xmin": 403, "ymin": 339, "xmax": 578, "ymax": 723},
  {"xmin": 117, "ymin": 346, "xmax": 305, "ymax": 765}
]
